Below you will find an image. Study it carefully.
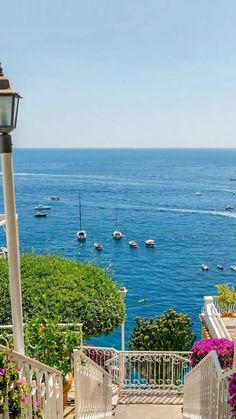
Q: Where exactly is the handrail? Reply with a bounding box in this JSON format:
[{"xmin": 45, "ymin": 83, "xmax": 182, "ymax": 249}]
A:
[{"xmin": 203, "ymin": 296, "xmax": 232, "ymax": 340}]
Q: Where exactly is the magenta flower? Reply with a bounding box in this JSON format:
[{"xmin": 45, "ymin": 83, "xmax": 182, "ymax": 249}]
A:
[{"xmin": 0, "ymin": 367, "xmax": 5, "ymax": 375}]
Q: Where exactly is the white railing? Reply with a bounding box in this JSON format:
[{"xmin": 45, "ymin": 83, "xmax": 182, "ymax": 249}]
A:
[
  {"xmin": 183, "ymin": 350, "xmax": 235, "ymax": 419},
  {"xmin": 203, "ymin": 296, "xmax": 232, "ymax": 340},
  {"xmin": 0, "ymin": 344, "xmax": 63, "ymax": 419},
  {"xmin": 74, "ymin": 349, "xmax": 112, "ymax": 419},
  {"xmin": 106, "ymin": 351, "xmax": 191, "ymax": 393},
  {"xmin": 82, "ymin": 345, "xmax": 119, "ymax": 370}
]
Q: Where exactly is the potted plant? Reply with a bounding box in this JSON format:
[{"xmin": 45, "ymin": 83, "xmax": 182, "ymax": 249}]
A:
[{"xmin": 24, "ymin": 314, "xmax": 81, "ymax": 407}]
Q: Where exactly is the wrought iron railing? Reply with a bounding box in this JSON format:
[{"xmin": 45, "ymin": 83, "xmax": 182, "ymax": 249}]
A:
[
  {"xmin": 106, "ymin": 351, "xmax": 191, "ymax": 393},
  {"xmin": 183, "ymin": 349, "xmax": 235, "ymax": 419},
  {"xmin": 0, "ymin": 344, "xmax": 63, "ymax": 419},
  {"xmin": 74, "ymin": 349, "xmax": 112, "ymax": 419}
]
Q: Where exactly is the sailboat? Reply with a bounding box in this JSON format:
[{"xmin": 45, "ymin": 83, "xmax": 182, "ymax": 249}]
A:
[
  {"xmin": 76, "ymin": 194, "xmax": 86, "ymax": 241},
  {"xmin": 112, "ymin": 200, "xmax": 123, "ymax": 240}
]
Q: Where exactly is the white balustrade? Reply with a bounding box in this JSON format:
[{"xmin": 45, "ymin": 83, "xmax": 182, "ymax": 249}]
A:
[
  {"xmin": 183, "ymin": 350, "xmax": 235, "ymax": 419},
  {"xmin": 203, "ymin": 296, "xmax": 232, "ymax": 340},
  {"xmin": 82, "ymin": 345, "xmax": 118, "ymax": 371},
  {"xmin": 106, "ymin": 351, "xmax": 191, "ymax": 393},
  {"xmin": 74, "ymin": 349, "xmax": 112, "ymax": 419},
  {"xmin": 0, "ymin": 344, "xmax": 63, "ymax": 419}
]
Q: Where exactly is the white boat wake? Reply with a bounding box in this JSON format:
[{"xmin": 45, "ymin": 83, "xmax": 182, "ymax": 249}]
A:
[{"xmin": 156, "ymin": 207, "xmax": 236, "ymax": 219}]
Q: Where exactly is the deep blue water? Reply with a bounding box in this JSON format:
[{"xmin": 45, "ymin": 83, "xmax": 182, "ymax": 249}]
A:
[{"xmin": 1, "ymin": 148, "xmax": 236, "ymax": 350}]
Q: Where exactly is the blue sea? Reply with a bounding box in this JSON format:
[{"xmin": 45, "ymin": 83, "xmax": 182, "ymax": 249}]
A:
[{"xmin": 1, "ymin": 148, "xmax": 236, "ymax": 349}]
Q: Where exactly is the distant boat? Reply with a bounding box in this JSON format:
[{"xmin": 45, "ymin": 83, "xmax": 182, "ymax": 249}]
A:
[
  {"xmin": 231, "ymin": 266, "xmax": 236, "ymax": 272},
  {"xmin": 225, "ymin": 205, "xmax": 234, "ymax": 211},
  {"xmin": 94, "ymin": 242, "xmax": 103, "ymax": 250},
  {"xmin": 217, "ymin": 264, "xmax": 224, "ymax": 270},
  {"xmin": 34, "ymin": 205, "xmax": 51, "ymax": 210},
  {"xmin": 201, "ymin": 264, "xmax": 209, "ymax": 271},
  {"xmin": 112, "ymin": 200, "xmax": 123, "ymax": 240},
  {"xmin": 233, "ymin": 192, "xmax": 236, "ymax": 196},
  {"xmin": 129, "ymin": 240, "xmax": 138, "ymax": 248},
  {"xmin": 0, "ymin": 247, "xmax": 7, "ymax": 258},
  {"xmin": 195, "ymin": 192, "xmax": 204, "ymax": 196},
  {"xmin": 231, "ymin": 178, "xmax": 236, "ymax": 181},
  {"xmin": 49, "ymin": 195, "xmax": 59, "ymax": 201},
  {"xmin": 77, "ymin": 194, "xmax": 86, "ymax": 241},
  {"xmin": 34, "ymin": 212, "xmax": 47, "ymax": 217},
  {"xmin": 145, "ymin": 239, "xmax": 155, "ymax": 247}
]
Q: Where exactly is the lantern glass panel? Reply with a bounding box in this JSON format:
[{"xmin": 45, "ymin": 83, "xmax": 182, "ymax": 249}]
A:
[
  {"xmin": 13, "ymin": 96, "xmax": 19, "ymax": 128},
  {"xmin": 0, "ymin": 96, "xmax": 13, "ymax": 127}
]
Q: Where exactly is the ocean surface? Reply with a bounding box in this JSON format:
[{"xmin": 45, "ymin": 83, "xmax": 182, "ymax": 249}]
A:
[{"xmin": 1, "ymin": 148, "xmax": 236, "ymax": 349}]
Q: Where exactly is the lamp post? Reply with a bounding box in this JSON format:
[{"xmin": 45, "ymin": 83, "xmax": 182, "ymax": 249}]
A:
[
  {"xmin": 0, "ymin": 63, "xmax": 24, "ymax": 354},
  {"xmin": 119, "ymin": 285, "xmax": 128, "ymax": 351}
]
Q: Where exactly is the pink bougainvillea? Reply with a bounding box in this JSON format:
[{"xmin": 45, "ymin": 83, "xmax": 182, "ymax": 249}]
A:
[{"xmin": 190, "ymin": 338, "xmax": 234, "ymax": 369}]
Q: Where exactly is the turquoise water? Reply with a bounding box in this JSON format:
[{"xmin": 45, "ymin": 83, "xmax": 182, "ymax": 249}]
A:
[{"xmin": 1, "ymin": 148, "xmax": 236, "ymax": 349}]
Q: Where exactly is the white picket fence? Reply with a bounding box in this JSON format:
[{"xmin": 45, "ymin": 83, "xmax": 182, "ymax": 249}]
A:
[
  {"xmin": 183, "ymin": 350, "xmax": 235, "ymax": 419},
  {"xmin": 0, "ymin": 344, "xmax": 63, "ymax": 419}
]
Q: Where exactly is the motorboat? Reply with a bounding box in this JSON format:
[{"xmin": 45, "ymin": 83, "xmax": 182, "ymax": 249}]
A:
[
  {"xmin": 34, "ymin": 212, "xmax": 47, "ymax": 217},
  {"xmin": 231, "ymin": 266, "xmax": 236, "ymax": 272},
  {"xmin": 217, "ymin": 265, "xmax": 224, "ymax": 270},
  {"xmin": 49, "ymin": 195, "xmax": 59, "ymax": 201},
  {"xmin": 34, "ymin": 205, "xmax": 51, "ymax": 210},
  {"xmin": 195, "ymin": 192, "xmax": 204, "ymax": 196},
  {"xmin": 129, "ymin": 240, "xmax": 138, "ymax": 248},
  {"xmin": 112, "ymin": 230, "xmax": 123, "ymax": 240},
  {"xmin": 145, "ymin": 239, "xmax": 155, "ymax": 247},
  {"xmin": 94, "ymin": 242, "xmax": 103, "ymax": 250},
  {"xmin": 77, "ymin": 194, "xmax": 86, "ymax": 241},
  {"xmin": 201, "ymin": 264, "xmax": 209, "ymax": 271},
  {"xmin": 138, "ymin": 298, "xmax": 148, "ymax": 304},
  {"xmin": 225, "ymin": 205, "xmax": 234, "ymax": 211},
  {"xmin": 112, "ymin": 200, "xmax": 123, "ymax": 240},
  {"xmin": 233, "ymin": 192, "xmax": 236, "ymax": 196}
]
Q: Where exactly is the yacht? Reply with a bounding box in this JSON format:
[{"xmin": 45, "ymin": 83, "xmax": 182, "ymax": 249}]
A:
[
  {"xmin": 34, "ymin": 212, "xmax": 47, "ymax": 217},
  {"xmin": 49, "ymin": 195, "xmax": 59, "ymax": 201},
  {"xmin": 34, "ymin": 205, "xmax": 51, "ymax": 210},
  {"xmin": 145, "ymin": 239, "xmax": 155, "ymax": 248},
  {"xmin": 201, "ymin": 264, "xmax": 209, "ymax": 271},
  {"xmin": 129, "ymin": 240, "xmax": 138, "ymax": 248},
  {"xmin": 195, "ymin": 192, "xmax": 204, "ymax": 196},
  {"xmin": 217, "ymin": 264, "xmax": 224, "ymax": 270}
]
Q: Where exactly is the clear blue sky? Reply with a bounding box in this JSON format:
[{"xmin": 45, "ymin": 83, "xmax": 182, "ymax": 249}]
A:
[{"xmin": 1, "ymin": 0, "xmax": 236, "ymax": 148}]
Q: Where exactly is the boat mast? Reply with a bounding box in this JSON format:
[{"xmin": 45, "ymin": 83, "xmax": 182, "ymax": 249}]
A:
[
  {"xmin": 115, "ymin": 199, "xmax": 118, "ymax": 229},
  {"xmin": 79, "ymin": 193, "xmax": 82, "ymax": 230}
]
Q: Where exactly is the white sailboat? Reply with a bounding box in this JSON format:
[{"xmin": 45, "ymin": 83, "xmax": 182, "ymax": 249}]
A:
[
  {"xmin": 112, "ymin": 200, "xmax": 123, "ymax": 240},
  {"xmin": 77, "ymin": 194, "xmax": 86, "ymax": 241}
]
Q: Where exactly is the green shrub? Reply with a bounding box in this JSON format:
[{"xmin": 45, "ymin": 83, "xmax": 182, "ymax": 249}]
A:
[
  {"xmin": 215, "ymin": 284, "xmax": 236, "ymax": 313},
  {"xmin": 0, "ymin": 253, "xmax": 124, "ymax": 338},
  {"xmin": 129, "ymin": 309, "xmax": 195, "ymax": 351}
]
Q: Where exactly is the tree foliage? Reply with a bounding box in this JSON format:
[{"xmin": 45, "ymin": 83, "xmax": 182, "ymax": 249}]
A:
[
  {"xmin": 0, "ymin": 253, "xmax": 124, "ymax": 338},
  {"xmin": 129, "ymin": 309, "xmax": 195, "ymax": 351}
]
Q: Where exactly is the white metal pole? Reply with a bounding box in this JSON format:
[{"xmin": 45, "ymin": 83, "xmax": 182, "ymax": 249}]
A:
[
  {"xmin": 1, "ymin": 141, "xmax": 24, "ymax": 354},
  {"xmin": 121, "ymin": 320, "xmax": 125, "ymax": 352}
]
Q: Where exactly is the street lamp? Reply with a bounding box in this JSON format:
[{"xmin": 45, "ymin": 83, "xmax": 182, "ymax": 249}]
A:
[
  {"xmin": 119, "ymin": 285, "xmax": 128, "ymax": 351},
  {"xmin": 0, "ymin": 63, "xmax": 24, "ymax": 354}
]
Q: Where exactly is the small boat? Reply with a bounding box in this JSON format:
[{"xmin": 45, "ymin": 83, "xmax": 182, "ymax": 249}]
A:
[
  {"xmin": 195, "ymin": 192, "xmax": 204, "ymax": 196},
  {"xmin": 94, "ymin": 243, "xmax": 103, "ymax": 250},
  {"xmin": 201, "ymin": 264, "xmax": 209, "ymax": 271},
  {"xmin": 129, "ymin": 240, "xmax": 138, "ymax": 248},
  {"xmin": 217, "ymin": 265, "xmax": 224, "ymax": 270},
  {"xmin": 231, "ymin": 178, "xmax": 236, "ymax": 181},
  {"xmin": 225, "ymin": 205, "xmax": 234, "ymax": 211},
  {"xmin": 112, "ymin": 200, "xmax": 123, "ymax": 240},
  {"xmin": 231, "ymin": 266, "xmax": 236, "ymax": 272},
  {"xmin": 145, "ymin": 239, "xmax": 155, "ymax": 247},
  {"xmin": 138, "ymin": 298, "xmax": 147, "ymax": 304},
  {"xmin": 49, "ymin": 195, "xmax": 59, "ymax": 201},
  {"xmin": 233, "ymin": 192, "xmax": 236, "ymax": 196},
  {"xmin": 34, "ymin": 212, "xmax": 47, "ymax": 217},
  {"xmin": 77, "ymin": 194, "xmax": 86, "ymax": 241},
  {"xmin": 34, "ymin": 205, "xmax": 51, "ymax": 210}
]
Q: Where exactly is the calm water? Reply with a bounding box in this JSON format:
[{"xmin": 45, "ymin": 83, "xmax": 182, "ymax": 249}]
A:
[{"xmin": 1, "ymin": 148, "xmax": 236, "ymax": 349}]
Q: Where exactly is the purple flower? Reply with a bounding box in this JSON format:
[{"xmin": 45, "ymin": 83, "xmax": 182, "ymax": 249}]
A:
[{"xmin": 0, "ymin": 367, "xmax": 5, "ymax": 375}]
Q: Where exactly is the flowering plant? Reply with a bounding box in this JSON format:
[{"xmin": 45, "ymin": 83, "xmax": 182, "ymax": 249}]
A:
[
  {"xmin": 190, "ymin": 338, "xmax": 234, "ymax": 369},
  {"xmin": 0, "ymin": 348, "xmax": 28, "ymax": 417},
  {"xmin": 228, "ymin": 373, "xmax": 236, "ymax": 416}
]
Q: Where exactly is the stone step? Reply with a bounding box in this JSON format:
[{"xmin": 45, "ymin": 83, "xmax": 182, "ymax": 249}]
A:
[{"xmin": 114, "ymin": 404, "xmax": 183, "ymax": 419}]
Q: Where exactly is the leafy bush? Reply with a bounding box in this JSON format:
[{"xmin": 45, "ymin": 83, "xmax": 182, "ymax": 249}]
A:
[
  {"xmin": 190, "ymin": 338, "xmax": 234, "ymax": 369},
  {"xmin": 129, "ymin": 309, "xmax": 195, "ymax": 351},
  {"xmin": 0, "ymin": 253, "xmax": 124, "ymax": 338},
  {"xmin": 215, "ymin": 284, "xmax": 236, "ymax": 313}
]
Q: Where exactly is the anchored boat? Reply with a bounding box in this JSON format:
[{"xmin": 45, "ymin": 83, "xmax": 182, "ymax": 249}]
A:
[
  {"xmin": 77, "ymin": 194, "xmax": 86, "ymax": 241},
  {"xmin": 112, "ymin": 200, "xmax": 123, "ymax": 240}
]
